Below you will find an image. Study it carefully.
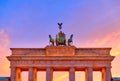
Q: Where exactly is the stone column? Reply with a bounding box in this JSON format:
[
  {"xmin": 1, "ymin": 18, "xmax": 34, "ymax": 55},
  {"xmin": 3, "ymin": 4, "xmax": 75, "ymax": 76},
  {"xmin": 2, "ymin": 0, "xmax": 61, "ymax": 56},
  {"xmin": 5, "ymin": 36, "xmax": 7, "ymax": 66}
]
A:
[
  {"xmin": 102, "ymin": 67, "xmax": 111, "ymax": 81},
  {"xmin": 69, "ymin": 67, "xmax": 75, "ymax": 81},
  {"xmin": 28, "ymin": 67, "xmax": 37, "ymax": 81},
  {"xmin": 34, "ymin": 68, "xmax": 37, "ymax": 81},
  {"xmin": 85, "ymin": 67, "xmax": 93, "ymax": 81},
  {"xmin": 10, "ymin": 67, "xmax": 17, "ymax": 81},
  {"xmin": 46, "ymin": 67, "xmax": 53, "ymax": 81},
  {"xmin": 16, "ymin": 68, "xmax": 22, "ymax": 81}
]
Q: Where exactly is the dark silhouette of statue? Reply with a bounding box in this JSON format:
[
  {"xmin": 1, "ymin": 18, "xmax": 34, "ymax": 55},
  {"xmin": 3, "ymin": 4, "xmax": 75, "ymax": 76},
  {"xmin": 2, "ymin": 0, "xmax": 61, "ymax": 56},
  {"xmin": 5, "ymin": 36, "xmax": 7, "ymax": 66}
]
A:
[
  {"xmin": 49, "ymin": 35, "xmax": 54, "ymax": 46},
  {"xmin": 56, "ymin": 23, "xmax": 66, "ymax": 46},
  {"xmin": 58, "ymin": 23, "xmax": 63, "ymax": 30},
  {"xmin": 49, "ymin": 23, "xmax": 73, "ymax": 46},
  {"xmin": 68, "ymin": 34, "xmax": 73, "ymax": 46}
]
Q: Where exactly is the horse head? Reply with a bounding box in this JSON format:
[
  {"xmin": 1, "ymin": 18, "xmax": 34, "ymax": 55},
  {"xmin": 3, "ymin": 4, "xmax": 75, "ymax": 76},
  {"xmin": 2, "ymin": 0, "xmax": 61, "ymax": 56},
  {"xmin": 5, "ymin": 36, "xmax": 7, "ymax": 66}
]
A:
[
  {"xmin": 49, "ymin": 35, "xmax": 52, "ymax": 39},
  {"xmin": 70, "ymin": 34, "xmax": 73, "ymax": 39}
]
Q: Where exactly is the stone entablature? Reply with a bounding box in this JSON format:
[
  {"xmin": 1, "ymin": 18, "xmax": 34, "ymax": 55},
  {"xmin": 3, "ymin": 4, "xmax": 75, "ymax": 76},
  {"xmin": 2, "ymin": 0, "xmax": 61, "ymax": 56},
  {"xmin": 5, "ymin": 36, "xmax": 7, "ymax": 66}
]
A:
[
  {"xmin": 10, "ymin": 46, "xmax": 111, "ymax": 56},
  {"xmin": 9, "ymin": 56, "xmax": 113, "ymax": 70}
]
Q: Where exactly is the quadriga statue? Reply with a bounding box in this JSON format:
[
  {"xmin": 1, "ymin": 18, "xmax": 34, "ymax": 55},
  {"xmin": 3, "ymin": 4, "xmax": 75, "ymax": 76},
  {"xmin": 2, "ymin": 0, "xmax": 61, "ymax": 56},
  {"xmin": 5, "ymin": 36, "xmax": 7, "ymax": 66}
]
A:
[
  {"xmin": 56, "ymin": 31, "xmax": 66, "ymax": 46},
  {"xmin": 49, "ymin": 23, "xmax": 73, "ymax": 46}
]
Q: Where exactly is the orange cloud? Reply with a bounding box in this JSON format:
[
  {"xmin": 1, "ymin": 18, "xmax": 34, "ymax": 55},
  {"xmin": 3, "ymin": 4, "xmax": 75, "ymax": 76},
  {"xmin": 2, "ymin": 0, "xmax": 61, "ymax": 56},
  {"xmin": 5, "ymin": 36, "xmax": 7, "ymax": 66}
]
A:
[
  {"xmin": 0, "ymin": 29, "xmax": 10, "ymax": 76},
  {"xmin": 81, "ymin": 32, "xmax": 120, "ymax": 56},
  {"xmin": 111, "ymin": 55, "xmax": 120, "ymax": 77}
]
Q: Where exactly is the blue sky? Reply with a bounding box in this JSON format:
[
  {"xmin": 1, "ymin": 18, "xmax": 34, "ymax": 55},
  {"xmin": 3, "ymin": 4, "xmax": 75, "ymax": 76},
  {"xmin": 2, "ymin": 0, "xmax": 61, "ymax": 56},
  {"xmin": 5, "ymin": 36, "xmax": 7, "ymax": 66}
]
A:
[
  {"xmin": 0, "ymin": 0, "xmax": 120, "ymax": 48},
  {"xmin": 0, "ymin": 0, "xmax": 120, "ymax": 80}
]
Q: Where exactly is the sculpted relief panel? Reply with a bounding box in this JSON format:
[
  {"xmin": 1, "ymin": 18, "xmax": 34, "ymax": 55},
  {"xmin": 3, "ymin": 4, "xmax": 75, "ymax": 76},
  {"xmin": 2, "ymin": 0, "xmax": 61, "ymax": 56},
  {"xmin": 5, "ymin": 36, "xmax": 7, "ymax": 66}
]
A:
[
  {"xmin": 46, "ymin": 46, "xmax": 75, "ymax": 56},
  {"xmin": 46, "ymin": 49, "xmax": 74, "ymax": 56},
  {"xmin": 11, "ymin": 60, "xmax": 111, "ymax": 68},
  {"xmin": 11, "ymin": 48, "xmax": 46, "ymax": 55},
  {"xmin": 76, "ymin": 48, "xmax": 111, "ymax": 55}
]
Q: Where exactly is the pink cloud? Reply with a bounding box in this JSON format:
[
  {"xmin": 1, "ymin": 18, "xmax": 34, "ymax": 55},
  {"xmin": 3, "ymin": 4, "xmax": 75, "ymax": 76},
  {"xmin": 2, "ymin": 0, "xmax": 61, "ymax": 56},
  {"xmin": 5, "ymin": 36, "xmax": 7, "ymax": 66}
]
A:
[
  {"xmin": 79, "ymin": 31, "xmax": 120, "ymax": 56},
  {"xmin": 111, "ymin": 55, "xmax": 120, "ymax": 77},
  {"xmin": 0, "ymin": 29, "xmax": 10, "ymax": 76}
]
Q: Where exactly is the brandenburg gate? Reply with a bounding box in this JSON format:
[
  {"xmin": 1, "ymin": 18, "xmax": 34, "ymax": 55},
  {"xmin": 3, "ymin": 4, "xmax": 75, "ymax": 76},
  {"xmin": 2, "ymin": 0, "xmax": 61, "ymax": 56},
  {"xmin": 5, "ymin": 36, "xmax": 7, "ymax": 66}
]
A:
[{"xmin": 7, "ymin": 23, "xmax": 115, "ymax": 81}]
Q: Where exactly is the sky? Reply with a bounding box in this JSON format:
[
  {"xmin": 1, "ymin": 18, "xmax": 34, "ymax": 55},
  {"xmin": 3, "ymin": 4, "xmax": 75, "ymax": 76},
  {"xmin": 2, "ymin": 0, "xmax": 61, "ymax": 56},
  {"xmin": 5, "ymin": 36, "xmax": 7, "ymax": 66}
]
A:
[{"xmin": 0, "ymin": 0, "xmax": 120, "ymax": 81}]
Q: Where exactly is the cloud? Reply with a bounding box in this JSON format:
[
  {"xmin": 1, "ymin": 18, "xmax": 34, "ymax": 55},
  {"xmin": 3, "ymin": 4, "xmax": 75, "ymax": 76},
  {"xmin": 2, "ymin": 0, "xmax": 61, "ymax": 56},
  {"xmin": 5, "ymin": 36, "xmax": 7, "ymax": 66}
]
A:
[
  {"xmin": 0, "ymin": 29, "xmax": 10, "ymax": 76},
  {"xmin": 80, "ymin": 31, "xmax": 120, "ymax": 56},
  {"xmin": 112, "ymin": 54, "xmax": 120, "ymax": 77},
  {"xmin": 106, "ymin": 32, "xmax": 120, "ymax": 56}
]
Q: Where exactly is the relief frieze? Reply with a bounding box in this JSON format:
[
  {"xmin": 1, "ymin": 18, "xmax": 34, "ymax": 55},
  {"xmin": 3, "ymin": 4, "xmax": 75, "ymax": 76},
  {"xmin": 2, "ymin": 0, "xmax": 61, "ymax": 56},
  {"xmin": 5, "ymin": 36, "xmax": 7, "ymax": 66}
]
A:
[{"xmin": 11, "ymin": 60, "xmax": 110, "ymax": 67}]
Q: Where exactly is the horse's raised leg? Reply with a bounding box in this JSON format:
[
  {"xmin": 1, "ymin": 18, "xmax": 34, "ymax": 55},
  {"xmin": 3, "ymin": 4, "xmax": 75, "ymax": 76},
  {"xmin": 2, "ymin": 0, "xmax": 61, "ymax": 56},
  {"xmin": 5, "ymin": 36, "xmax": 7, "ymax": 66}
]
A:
[{"xmin": 52, "ymin": 41, "xmax": 54, "ymax": 46}]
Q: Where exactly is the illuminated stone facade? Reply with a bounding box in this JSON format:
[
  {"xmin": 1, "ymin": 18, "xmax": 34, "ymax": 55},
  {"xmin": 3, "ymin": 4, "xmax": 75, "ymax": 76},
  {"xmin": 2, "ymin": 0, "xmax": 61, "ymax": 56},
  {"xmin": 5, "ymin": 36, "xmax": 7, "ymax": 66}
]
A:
[{"xmin": 7, "ymin": 46, "xmax": 115, "ymax": 81}]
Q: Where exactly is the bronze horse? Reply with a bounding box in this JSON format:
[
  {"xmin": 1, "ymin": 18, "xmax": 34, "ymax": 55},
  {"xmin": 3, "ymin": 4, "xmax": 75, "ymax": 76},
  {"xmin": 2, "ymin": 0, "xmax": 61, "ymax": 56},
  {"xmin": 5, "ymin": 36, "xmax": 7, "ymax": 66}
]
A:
[
  {"xmin": 49, "ymin": 35, "xmax": 54, "ymax": 46},
  {"xmin": 68, "ymin": 34, "xmax": 73, "ymax": 46}
]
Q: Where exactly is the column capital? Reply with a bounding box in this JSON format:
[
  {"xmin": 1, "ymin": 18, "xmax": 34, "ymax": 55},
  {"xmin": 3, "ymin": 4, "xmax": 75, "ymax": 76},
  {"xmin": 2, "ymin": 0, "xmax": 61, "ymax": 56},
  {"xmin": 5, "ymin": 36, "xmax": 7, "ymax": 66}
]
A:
[
  {"xmin": 86, "ymin": 66, "xmax": 93, "ymax": 68},
  {"xmin": 69, "ymin": 67, "xmax": 75, "ymax": 71},
  {"xmin": 29, "ymin": 67, "xmax": 35, "ymax": 68},
  {"xmin": 69, "ymin": 67, "xmax": 75, "ymax": 69},
  {"xmin": 102, "ymin": 66, "xmax": 112, "ymax": 68},
  {"xmin": 46, "ymin": 66, "xmax": 52, "ymax": 68},
  {"xmin": 106, "ymin": 66, "xmax": 112, "ymax": 68},
  {"xmin": 10, "ymin": 66, "xmax": 17, "ymax": 69}
]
